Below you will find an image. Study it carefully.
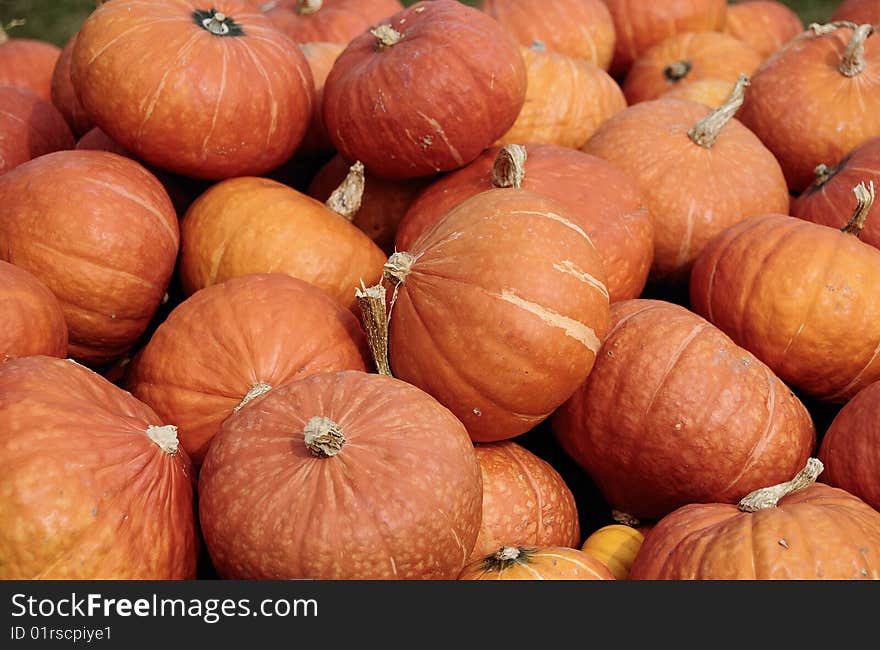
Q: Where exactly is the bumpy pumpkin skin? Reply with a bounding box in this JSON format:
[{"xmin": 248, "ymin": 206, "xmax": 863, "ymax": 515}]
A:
[
  {"xmin": 0, "ymin": 151, "xmax": 179, "ymax": 365},
  {"xmin": 263, "ymin": 0, "xmax": 404, "ymax": 44},
  {"xmin": 50, "ymin": 35, "xmax": 93, "ymax": 137},
  {"xmin": 0, "ymin": 356, "xmax": 198, "ymax": 580},
  {"xmin": 832, "ymin": 0, "xmax": 880, "ymax": 24},
  {"xmin": 397, "ymin": 144, "xmax": 653, "ymax": 303},
  {"xmin": 0, "ymin": 261, "xmax": 68, "ymax": 359},
  {"xmin": 479, "ymin": 0, "xmax": 616, "ymax": 70},
  {"xmin": 819, "ymin": 381, "xmax": 880, "ymax": 512},
  {"xmin": 723, "ymin": 1, "xmax": 804, "ymax": 59},
  {"xmin": 792, "ymin": 137, "xmax": 880, "ymax": 251},
  {"xmin": 0, "ymin": 86, "xmax": 74, "ymax": 175},
  {"xmin": 660, "ymin": 78, "xmax": 736, "ymax": 109},
  {"xmin": 459, "ymin": 546, "xmax": 615, "ymax": 580},
  {"xmin": 390, "ymin": 188, "xmax": 611, "ymax": 443},
  {"xmin": 629, "ymin": 484, "xmax": 880, "ymax": 579},
  {"xmin": 0, "ymin": 36, "xmax": 60, "ymax": 102},
  {"xmin": 199, "ymin": 370, "xmax": 483, "ymax": 580},
  {"xmin": 471, "ymin": 441, "xmax": 580, "ymax": 562},
  {"xmin": 322, "ymin": 0, "xmax": 527, "ymax": 180},
  {"xmin": 71, "ymin": 0, "xmax": 315, "ymax": 180},
  {"xmin": 690, "ymin": 213, "xmax": 880, "ymax": 402},
  {"xmin": 553, "ymin": 300, "xmax": 816, "ymax": 521},
  {"xmin": 581, "ymin": 524, "xmax": 645, "ymax": 580}
]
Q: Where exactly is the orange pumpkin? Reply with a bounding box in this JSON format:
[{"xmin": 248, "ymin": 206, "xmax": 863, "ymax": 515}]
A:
[
  {"xmin": 832, "ymin": 0, "xmax": 880, "ymax": 24},
  {"xmin": 0, "ymin": 23, "xmax": 60, "ymax": 102},
  {"xmin": 0, "ymin": 86, "xmax": 74, "ymax": 175},
  {"xmin": 0, "ymin": 356, "xmax": 198, "ymax": 579},
  {"xmin": 50, "ymin": 34, "xmax": 93, "ymax": 138},
  {"xmin": 581, "ymin": 524, "xmax": 645, "ymax": 580},
  {"xmin": 0, "ymin": 261, "xmax": 68, "ymax": 359},
  {"xmin": 723, "ymin": 1, "xmax": 804, "ymax": 59},
  {"xmin": 298, "ymin": 41, "xmax": 345, "ymax": 156},
  {"xmin": 459, "ymin": 546, "xmax": 615, "ymax": 580},
  {"xmin": 199, "ymin": 370, "xmax": 483, "ymax": 579},
  {"xmin": 262, "ymin": 0, "xmax": 404, "ymax": 44},
  {"xmin": 660, "ymin": 77, "xmax": 736, "ymax": 109}
]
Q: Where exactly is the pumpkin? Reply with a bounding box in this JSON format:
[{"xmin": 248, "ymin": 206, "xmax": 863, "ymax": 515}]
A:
[
  {"xmin": 71, "ymin": 0, "xmax": 315, "ymax": 180},
  {"xmin": 583, "ymin": 78, "xmax": 790, "ymax": 283},
  {"xmin": 322, "ymin": 0, "xmax": 527, "ymax": 180},
  {"xmin": 581, "ymin": 524, "xmax": 645, "ymax": 580},
  {"xmin": 471, "ymin": 441, "xmax": 580, "ymax": 562},
  {"xmin": 819, "ymin": 381, "xmax": 880, "ymax": 512},
  {"xmin": 622, "ymin": 31, "xmax": 763, "ymax": 105},
  {"xmin": 602, "ymin": 0, "xmax": 728, "ymax": 77},
  {"xmin": 739, "ymin": 23, "xmax": 880, "ymax": 193},
  {"xmin": 0, "ymin": 86, "xmax": 74, "ymax": 175},
  {"xmin": 660, "ymin": 77, "xmax": 736, "ymax": 109},
  {"xmin": 629, "ymin": 459, "xmax": 880, "ymax": 579},
  {"xmin": 0, "ymin": 150, "xmax": 179, "ymax": 365},
  {"xmin": 50, "ymin": 34, "xmax": 93, "ymax": 138},
  {"xmin": 497, "ymin": 43, "xmax": 627, "ymax": 150},
  {"xmin": 832, "ymin": 0, "xmax": 880, "ymax": 24},
  {"xmin": 552, "ymin": 299, "xmax": 816, "ymax": 521},
  {"xmin": 792, "ymin": 137, "xmax": 880, "ymax": 251},
  {"xmin": 179, "ymin": 173, "xmax": 386, "ymax": 311},
  {"xmin": 723, "ymin": 1, "xmax": 804, "ymax": 59},
  {"xmin": 75, "ymin": 127, "xmax": 130, "ymax": 156},
  {"xmin": 307, "ymin": 155, "xmax": 432, "ymax": 254},
  {"xmin": 458, "ymin": 546, "xmax": 615, "ymax": 580},
  {"xmin": 298, "ymin": 41, "xmax": 345, "ymax": 156},
  {"xmin": 690, "ymin": 182, "xmax": 880, "ymax": 402},
  {"xmin": 0, "ymin": 22, "xmax": 60, "ymax": 102},
  {"xmin": 479, "ymin": 0, "xmax": 616, "ymax": 70},
  {"xmin": 127, "ymin": 273, "xmax": 370, "ymax": 466},
  {"xmin": 0, "ymin": 261, "xmax": 68, "ymax": 359},
  {"xmin": 199, "ymin": 370, "xmax": 483, "ymax": 579},
  {"xmin": 396, "ymin": 144, "xmax": 653, "ymax": 303},
  {"xmin": 262, "ymin": 0, "xmax": 404, "ymax": 44},
  {"xmin": 0, "ymin": 356, "xmax": 197, "ymax": 579}
]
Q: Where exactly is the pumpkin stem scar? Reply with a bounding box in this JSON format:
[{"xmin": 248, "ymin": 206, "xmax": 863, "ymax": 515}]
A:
[
  {"xmin": 480, "ymin": 546, "xmax": 535, "ymax": 572},
  {"xmin": 303, "ymin": 416, "xmax": 346, "ymax": 457},
  {"xmin": 738, "ymin": 458, "xmax": 824, "ymax": 512},
  {"xmin": 664, "ymin": 60, "xmax": 692, "ymax": 83},
  {"xmin": 840, "ymin": 24, "xmax": 874, "ymax": 77},
  {"xmin": 325, "ymin": 161, "xmax": 365, "ymax": 221},
  {"xmin": 492, "ymin": 144, "xmax": 528, "ymax": 189},
  {"xmin": 372, "ymin": 24, "xmax": 403, "ymax": 51},
  {"xmin": 813, "ymin": 163, "xmax": 837, "ymax": 188},
  {"xmin": 296, "ymin": 0, "xmax": 323, "ymax": 15},
  {"xmin": 192, "ymin": 9, "xmax": 245, "ymax": 37},
  {"xmin": 611, "ymin": 510, "xmax": 641, "ymax": 527},
  {"xmin": 842, "ymin": 181, "xmax": 876, "ymax": 236},
  {"xmin": 233, "ymin": 382, "xmax": 273, "ymax": 413},
  {"xmin": 146, "ymin": 425, "xmax": 180, "ymax": 455},
  {"xmin": 356, "ymin": 282, "xmax": 393, "ymax": 377},
  {"xmin": 687, "ymin": 74, "xmax": 749, "ymax": 148}
]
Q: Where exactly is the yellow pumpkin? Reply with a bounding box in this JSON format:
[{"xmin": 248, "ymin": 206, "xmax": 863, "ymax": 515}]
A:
[{"xmin": 581, "ymin": 525, "xmax": 646, "ymax": 580}]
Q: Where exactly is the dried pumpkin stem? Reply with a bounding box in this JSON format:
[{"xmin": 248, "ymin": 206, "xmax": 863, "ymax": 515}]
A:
[
  {"xmin": 611, "ymin": 510, "xmax": 641, "ymax": 527},
  {"xmin": 356, "ymin": 282, "xmax": 393, "ymax": 376},
  {"xmin": 303, "ymin": 416, "xmax": 346, "ymax": 458},
  {"xmin": 296, "ymin": 0, "xmax": 323, "ymax": 14},
  {"xmin": 738, "ymin": 458, "xmax": 823, "ymax": 512},
  {"xmin": 233, "ymin": 382, "xmax": 272, "ymax": 413},
  {"xmin": 664, "ymin": 60, "xmax": 692, "ymax": 82},
  {"xmin": 840, "ymin": 24, "xmax": 874, "ymax": 77},
  {"xmin": 813, "ymin": 163, "xmax": 836, "ymax": 187},
  {"xmin": 491, "ymin": 144, "xmax": 528, "ymax": 189},
  {"xmin": 841, "ymin": 181, "xmax": 876, "ymax": 236},
  {"xmin": 325, "ymin": 160, "xmax": 365, "ymax": 221},
  {"xmin": 146, "ymin": 425, "xmax": 180, "ymax": 455},
  {"xmin": 202, "ymin": 11, "xmax": 231, "ymax": 36},
  {"xmin": 495, "ymin": 546, "xmax": 521, "ymax": 562},
  {"xmin": 372, "ymin": 24, "xmax": 402, "ymax": 50},
  {"xmin": 688, "ymin": 74, "xmax": 750, "ymax": 148},
  {"xmin": 0, "ymin": 19, "xmax": 25, "ymax": 43}
]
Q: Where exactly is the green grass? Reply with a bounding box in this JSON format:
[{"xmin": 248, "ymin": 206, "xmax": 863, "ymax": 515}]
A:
[{"xmin": 1, "ymin": 0, "xmax": 842, "ymax": 47}]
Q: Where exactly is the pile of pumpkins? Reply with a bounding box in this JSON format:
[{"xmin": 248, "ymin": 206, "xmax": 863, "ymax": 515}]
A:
[{"xmin": 1, "ymin": 0, "xmax": 880, "ymax": 581}]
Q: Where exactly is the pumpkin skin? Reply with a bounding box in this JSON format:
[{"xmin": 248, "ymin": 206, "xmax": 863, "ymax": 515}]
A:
[
  {"xmin": 629, "ymin": 483, "xmax": 880, "ymax": 580},
  {"xmin": 690, "ymin": 211, "xmax": 880, "ymax": 402},
  {"xmin": 71, "ymin": 0, "xmax": 315, "ymax": 180},
  {"xmin": 0, "ymin": 33, "xmax": 60, "ymax": 102},
  {"xmin": 660, "ymin": 77, "xmax": 736, "ymax": 109},
  {"xmin": 479, "ymin": 0, "xmax": 616, "ymax": 70},
  {"xmin": 471, "ymin": 441, "xmax": 580, "ymax": 562},
  {"xmin": 622, "ymin": 32, "xmax": 763, "ymax": 105},
  {"xmin": 0, "ymin": 86, "xmax": 75, "ymax": 175},
  {"xmin": 388, "ymin": 188, "xmax": 610, "ymax": 443},
  {"xmin": 179, "ymin": 176, "xmax": 386, "ymax": 311},
  {"xmin": 581, "ymin": 524, "xmax": 645, "ymax": 580},
  {"xmin": 0, "ymin": 356, "xmax": 198, "ymax": 579},
  {"xmin": 602, "ymin": 0, "xmax": 728, "ymax": 77},
  {"xmin": 0, "ymin": 261, "xmax": 68, "ymax": 359},
  {"xmin": 792, "ymin": 137, "xmax": 880, "ymax": 251},
  {"xmin": 459, "ymin": 546, "xmax": 615, "ymax": 580},
  {"xmin": 76, "ymin": 127, "xmax": 130, "ymax": 156},
  {"xmin": 739, "ymin": 25, "xmax": 880, "ymax": 193},
  {"xmin": 497, "ymin": 45, "xmax": 627, "ymax": 150},
  {"xmin": 819, "ymin": 381, "xmax": 880, "ymax": 512},
  {"xmin": 199, "ymin": 370, "xmax": 483, "ymax": 579},
  {"xmin": 552, "ymin": 299, "xmax": 816, "ymax": 520},
  {"xmin": 832, "ymin": 0, "xmax": 880, "ymax": 24},
  {"xmin": 127, "ymin": 273, "xmax": 370, "ymax": 466},
  {"xmin": 396, "ymin": 144, "xmax": 653, "ymax": 303},
  {"xmin": 298, "ymin": 41, "xmax": 345, "ymax": 156},
  {"xmin": 263, "ymin": 0, "xmax": 404, "ymax": 44},
  {"xmin": 50, "ymin": 35, "xmax": 93, "ymax": 138},
  {"xmin": 0, "ymin": 150, "xmax": 179, "ymax": 365},
  {"xmin": 723, "ymin": 1, "xmax": 804, "ymax": 59},
  {"xmin": 322, "ymin": 0, "xmax": 527, "ymax": 180},
  {"xmin": 583, "ymin": 97, "xmax": 790, "ymax": 283}
]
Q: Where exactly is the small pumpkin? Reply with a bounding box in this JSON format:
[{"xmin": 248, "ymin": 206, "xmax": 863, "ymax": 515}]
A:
[
  {"xmin": 0, "ymin": 86, "xmax": 74, "ymax": 175},
  {"xmin": 50, "ymin": 34, "xmax": 93, "ymax": 138},
  {"xmin": 581, "ymin": 524, "xmax": 645, "ymax": 580},
  {"xmin": 458, "ymin": 546, "xmax": 615, "ymax": 580},
  {"xmin": 660, "ymin": 77, "xmax": 736, "ymax": 109},
  {"xmin": 0, "ymin": 21, "xmax": 60, "ymax": 102},
  {"xmin": 262, "ymin": 0, "xmax": 404, "ymax": 44},
  {"xmin": 723, "ymin": 1, "xmax": 804, "ymax": 59},
  {"xmin": 0, "ymin": 261, "xmax": 68, "ymax": 359},
  {"xmin": 298, "ymin": 41, "xmax": 345, "ymax": 156},
  {"xmin": 832, "ymin": 0, "xmax": 880, "ymax": 24}
]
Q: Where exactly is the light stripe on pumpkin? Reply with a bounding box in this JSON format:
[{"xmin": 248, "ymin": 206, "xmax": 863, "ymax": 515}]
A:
[
  {"xmin": 497, "ymin": 290, "xmax": 602, "ymax": 353},
  {"xmin": 509, "ymin": 209, "xmax": 597, "ymax": 248},
  {"xmin": 553, "ymin": 260, "xmax": 609, "ymax": 299}
]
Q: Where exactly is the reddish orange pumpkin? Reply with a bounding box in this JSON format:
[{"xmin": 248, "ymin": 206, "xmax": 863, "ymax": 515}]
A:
[
  {"xmin": 397, "ymin": 144, "xmax": 653, "ymax": 303},
  {"xmin": 0, "ymin": 86, "xmax": 74, "ymax": 175},
  {"xmin": 127, "ymin": 274, "xmax": 370, "ymax": 465},
  {"xmin": 723, "ymin": 1, "xmax": 804, "ymax": 59},
  {"xmin": 832, "ymin": 0, "xmax": 880, "ymax": 24},
  {"xmin": 553, "ymin": 299, "xmax": 816, "ymax": 520},
  {"xmin": 71, "ymin": 0, "xmax": 315, "ymax": 180},
  {"xmin": 622, "ymin": 32, "xmax": 763, "ymax": 105},
  {"xmin": 0, "ymin": 261, "xmax": 68, "ymax": 359},
  {"xmin": 50, "ymin": 34, "xmax": 93, "ymax": 137},
  {"xmin": 459, "ymin": 546, "xmax": 615, "ymax": 580},
  {"xmin": 75, "ymin": 127, "xmax": 130, "ymax": 156},
  {"xmin": 262, "ymin": 0, "xmax": 403, "ymax": 44},
  {"xmin": 0, "ymin": 24, "xmax": 60, "ymax": 102},
  {"xmin": 0, "ymin": 151, "xmax": 179, "ymax": 365},
  {"xmin": 298, "ymin": 41, "xmax": 345, "ymax": 156},
  {"xmin": 660, "ymin": 77, "xmax": 736, "ymax": 109},
  {"xmin": 739, "ymin": 23, "xmax": 880, "ymax": 193},
  {"xmin": 479, "ymin": 0, "xmax": 616, "ymax": 70},
  {"xmin": 322, "ymin": 0, "xmax": 527, "ymax": 179},
  {"xmin": 0, "ymin": 356, "xmax": 198, "ymax": 579},
  {"xmin": 199, "ymin": 370, "xmax": 483, "ymax": 579},
  {"xmin": 471, "ymin": 441, "xmax": 580, "ymax": 562}
]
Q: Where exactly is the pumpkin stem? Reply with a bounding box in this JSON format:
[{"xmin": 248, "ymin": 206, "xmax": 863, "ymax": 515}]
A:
[
  {"xmin": 303, "ymin": 416, "xmax": 346, "ymax": 458},
  {"xmin": 0, "ymin": 19, "xmax": 25, "ymax": 44},
  {"xmin": 664, "ymin": 60, "xmax": 692, "ymax": 83},
  {"xmin": 325, "ymin": 160, "xmax": 365, "ymax": 221},
  {"xmin": 611, "ymin": 510, "xmax": 641, "ymax": 527},
  {"xmin": 738, "ymin": 458, "xmax": 824, "ymax": 512},
  {"xmin": 688, "ymin": 74, "xmax": 750, "ymax": 149},
  {"xmin": 813, "ymin": 163, "xmax": 837, "ymax": 188},
  {"xmin": 841, "ymin": 181, "xmax": 876, "ymax": 236},
  {"xmin": 384, "ymin": 251, "xmax": 415, "ymax": 287},
  {"xmin": 233, "ymin": 382, "xmax": 272, "ymax": 413},
  {"xmin": 146, "ymin": 425, "xmax": 180, "ymax": 455},
  {"xmin": 355, "ymin": 282, "xmax": 393, "ymax": 377},
  {"xmin": 840, "ymin": 24, "xmax": 874, "ymax": 77},
  {"xmin": 491, "ymin": 144, "xmax": 528, "ymax": 189},
  {"xmin": 495, "ymin": 546, "xmax": 521, "ymax": 562},
  {"xmin": 296, "ymin": 0, "xmax": 323, "ymax": 14},
  {"xmin": 372, "ymin": 24, "xmax": 402, "ymax": 50}
]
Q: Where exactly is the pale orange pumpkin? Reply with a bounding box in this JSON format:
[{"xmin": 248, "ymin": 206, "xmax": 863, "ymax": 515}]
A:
[
  {"xmin": 723, "ymin": 1, "xmax": 804, "ymax": 59},
  {"xmin": 459, "ymin": 546, "xmax": 615, "ymax": 580}
]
